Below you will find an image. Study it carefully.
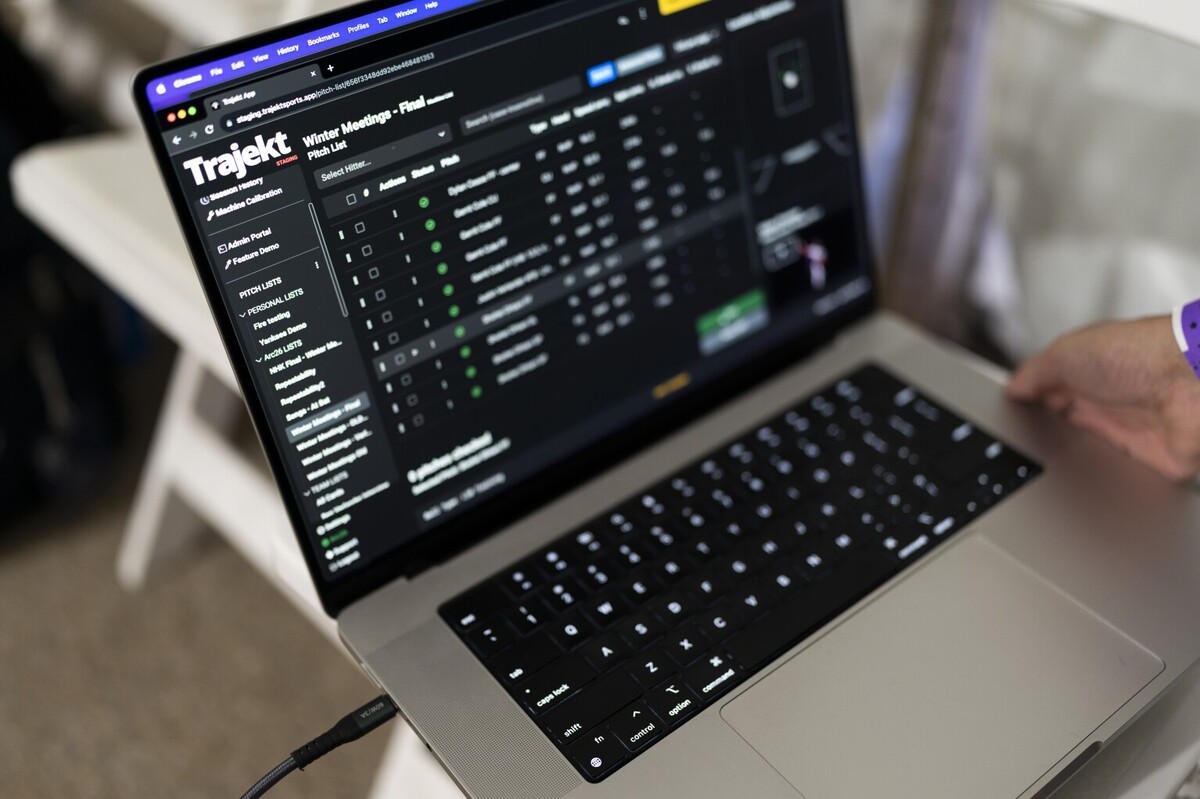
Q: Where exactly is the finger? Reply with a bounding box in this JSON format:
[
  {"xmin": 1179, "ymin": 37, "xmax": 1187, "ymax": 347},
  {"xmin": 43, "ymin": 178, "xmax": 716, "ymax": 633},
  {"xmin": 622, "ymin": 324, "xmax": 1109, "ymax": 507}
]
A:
[
  {"xmin": 1006, "ymin": 350, "xmax": 1062, "ymax": 402},
  {"xmin": 1066, "ymin": 400, "xmax": 1196, "ymax": 482},
  {"xmin": 1042, "ymin": 389, "xmax": 1075, "ymax": 414}
]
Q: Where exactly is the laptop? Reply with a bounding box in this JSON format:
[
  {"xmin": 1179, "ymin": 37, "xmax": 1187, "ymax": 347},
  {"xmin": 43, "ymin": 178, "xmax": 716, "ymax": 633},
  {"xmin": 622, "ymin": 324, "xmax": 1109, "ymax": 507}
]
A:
[{"xmin": 132, "ymin": 1, "xmax": 1200, "ymax": 796}]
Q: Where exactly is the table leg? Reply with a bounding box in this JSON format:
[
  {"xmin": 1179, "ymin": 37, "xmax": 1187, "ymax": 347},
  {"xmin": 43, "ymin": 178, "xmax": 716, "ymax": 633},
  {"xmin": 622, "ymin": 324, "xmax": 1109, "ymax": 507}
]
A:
[
  {"xmin": 116, "ymin": 350, "xmax": 460, "ymax": 794},
  {"xmin": 116, "ymin": 350, "xmax": 239, "ymax": 590}
]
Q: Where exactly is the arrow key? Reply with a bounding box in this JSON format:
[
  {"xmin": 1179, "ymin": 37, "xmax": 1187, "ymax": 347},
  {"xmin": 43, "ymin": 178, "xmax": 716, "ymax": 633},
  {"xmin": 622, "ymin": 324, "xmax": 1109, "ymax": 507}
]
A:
[{"xmin": 608, "ymin": 702, "xmax": 663, "ymax": 751}]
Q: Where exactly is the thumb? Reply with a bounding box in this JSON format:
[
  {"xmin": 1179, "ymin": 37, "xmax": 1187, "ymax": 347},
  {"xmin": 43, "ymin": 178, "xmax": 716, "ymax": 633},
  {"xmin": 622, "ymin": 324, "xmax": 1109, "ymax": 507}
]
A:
[{"xmin": 1006, "ymin": 349, "xmax": 1060, "ymax": 403}]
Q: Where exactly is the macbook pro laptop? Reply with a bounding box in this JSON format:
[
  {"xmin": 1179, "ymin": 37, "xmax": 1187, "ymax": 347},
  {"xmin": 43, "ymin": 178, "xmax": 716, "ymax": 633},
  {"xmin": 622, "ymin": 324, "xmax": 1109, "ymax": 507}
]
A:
[{"xmin": 133, "ymin": 1, "xmax": 1200, "ymax": 796}]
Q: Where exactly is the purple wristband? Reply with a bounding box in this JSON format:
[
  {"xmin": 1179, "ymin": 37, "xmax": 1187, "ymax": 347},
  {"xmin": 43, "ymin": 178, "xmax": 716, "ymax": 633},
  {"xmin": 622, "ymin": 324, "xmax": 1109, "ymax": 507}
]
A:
[{"xmin": 1182, "ymin": 300, "xmax": 1200, "ymax": 377}]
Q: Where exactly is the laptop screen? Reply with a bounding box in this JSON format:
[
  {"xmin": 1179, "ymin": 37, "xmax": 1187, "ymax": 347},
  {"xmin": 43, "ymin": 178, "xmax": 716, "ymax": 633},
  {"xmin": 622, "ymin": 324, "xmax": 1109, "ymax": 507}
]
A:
[{"xmin": 135, "ymin": 0, "xmax": 874, "ymax": 611}]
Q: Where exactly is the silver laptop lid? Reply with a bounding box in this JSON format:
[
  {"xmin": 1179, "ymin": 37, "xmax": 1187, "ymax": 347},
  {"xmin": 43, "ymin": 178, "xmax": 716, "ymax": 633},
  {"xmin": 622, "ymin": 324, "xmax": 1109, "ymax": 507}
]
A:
[{"xmin": 132, "ymin": 0, "xmax": 875, "ymax": 615}]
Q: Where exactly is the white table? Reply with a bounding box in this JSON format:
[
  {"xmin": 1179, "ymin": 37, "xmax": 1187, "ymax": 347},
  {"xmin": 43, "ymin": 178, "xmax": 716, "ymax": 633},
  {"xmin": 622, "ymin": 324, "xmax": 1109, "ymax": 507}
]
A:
[{"xmin": 10, "ymin": 133, "xmax": 460, "ymax": 798}]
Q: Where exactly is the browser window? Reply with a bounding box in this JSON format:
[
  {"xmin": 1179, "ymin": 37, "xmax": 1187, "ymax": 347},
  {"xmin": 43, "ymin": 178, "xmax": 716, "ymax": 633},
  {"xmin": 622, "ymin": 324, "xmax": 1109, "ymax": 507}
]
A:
[{"xmin": 144, "ymin": 0, "xmax": 871, "ymax": 586}]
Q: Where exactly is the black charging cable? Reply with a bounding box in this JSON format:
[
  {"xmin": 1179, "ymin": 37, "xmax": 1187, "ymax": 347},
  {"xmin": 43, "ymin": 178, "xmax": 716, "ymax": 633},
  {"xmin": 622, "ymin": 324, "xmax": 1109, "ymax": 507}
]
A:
[{"xmin": 239, "ymin": 694, "xmax": 399, "ymax": 799}]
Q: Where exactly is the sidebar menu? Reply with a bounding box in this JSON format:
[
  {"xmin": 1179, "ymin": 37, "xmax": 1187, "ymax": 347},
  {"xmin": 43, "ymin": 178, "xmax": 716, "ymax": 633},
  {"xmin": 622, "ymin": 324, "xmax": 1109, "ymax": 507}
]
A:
[{"xmin": 195, "ymin": 166, "xmax": 402, "ymax": 576}]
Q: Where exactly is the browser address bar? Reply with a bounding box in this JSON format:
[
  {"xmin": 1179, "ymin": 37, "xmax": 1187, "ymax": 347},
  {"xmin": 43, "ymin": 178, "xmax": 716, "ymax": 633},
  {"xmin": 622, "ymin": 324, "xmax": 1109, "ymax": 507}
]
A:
[{"xmin": 223, "ymin": 50, "xmax": 438, "ymax": 131}]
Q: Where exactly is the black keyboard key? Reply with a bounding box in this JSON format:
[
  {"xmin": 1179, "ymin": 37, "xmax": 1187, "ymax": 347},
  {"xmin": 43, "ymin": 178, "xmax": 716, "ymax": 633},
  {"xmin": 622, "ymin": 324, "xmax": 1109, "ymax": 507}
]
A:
[
  {"xmin": 630, "ymin": 648, "xmax": 676, "ymax": 688},
  {"xmin": 443, "ymin": 581, "xmax": 509, "ymax": 632},
  {"xmin": 516, "ymin": 655, "xmax": 596, "ymax": 714},
  {"xmin": 616, "ymin": 611, "xmax": 664, "ymax": 647},
  {"xmin": 544, "ymin": 668, "xmax": 641, "ymax": 743},
  {"xmin": 932, "ymin": 426, "xmax": 993, "ymax": 482},
  {"xmin": 683, "ymin": 573, "xmax": 724, "ymax": 603},
  {"xmin": 663, "ymin": 624, "xmax": 708, "ymax": 666},
  {"xmin": 647, "ymin": 680, "xmax": 700, "ymax": 726},
  {"xmin": 533, "ymin": 546, "xmax": 577, "ymax": 579},
  {"xmin": 682, "ymin": 652, "xmax": 741, "ymax": 700},
  {"xmin": 504, "ymin": 597, "xmax": 554, "ymax": 635},
  {"xmin": 724, "ymin": 551, "xmax": 897, "ymax": 670},
  {"xmin": 608, "ymin": 702, "xmax": 663, "ymax": 751},
  {"xmin": 550, "ymin": 613, "xmax": 596, "ymax": 650},
  {"xmin": 646, "ymin": 525, "xmax": 678, "ymax": 554},
  {"xmin": 614, "ymin": 542, "xmax": 651, "ymax": 570},
  {"xmin": 733, "ymin": 585, "xmax": 769, "ymax": 615},
  {"xmin": 881, "ymin": 531, "xmax": 932, "ymax": 564},
  {"xmin": 755, "ymin": 535, "xmax": 788, "ymax": 560},
  {"xmin": 707, "ymin": 486, "xmax": 737, "ymax": 514},
  {"xmin": 652, "ymin": 556, "xmax": 689, "ymax": 584},
  {"xmin": 617, "ymin": 574, "xmax": 662, "ymax": 606},
  {"xmin": 748, "ymin": 569, "xmax": 799, "ymax": 606},
  {"xmin": 650, "ymin": 590, "xmax": 697, "ymax": 625},
  {"xmin": 796, "ymin": 545, "xmax": 836, "ymax": 580},
  {"xmin": 580, "ymin": 558, "xmax": 619, "ymax": 591},
  {"xmin": 581, "ymin": 633, "xmax": 632, "ymax": 671},
  {"xmin": 687, "ymin": 536, "xmax": 723, "ymax": 562},
  {"xmin": 465, "ymin": 618, "xmax": 517, "ymax": 659},
  {"xmin": 570, "ymin": 528, "xmax": 605, "ymax": 557},
  {"xmin": 712, "ymin": 552, "xmax": 757, "ymax": 582},
  {"xmin": 498, "ymin": 562, "xmax": 540, "ymax": 599},
  {"xmin": 569, "ymin": 729, "xmax": 628, "ymax": 780},
  {"xmin": 736, "ymin": 469, "xmax": 771, "ymax": 498},
  {"xmin": 488, "ymin": 631, "xmax": 561, "ymax": 684},
  {"xmin": 543, "ymin": 577, "xmax": 589, "ymax": 612},
  {"xmin": 582, "ymin": 594, "xmax": 630, "ymax": 628},
  {"xmin": 695, "ymin": 604, "xmax": 745, "ymax": 641},
  {"xmin": 604, "ymin": 509, "xmax": 640, "ymax": 538}
]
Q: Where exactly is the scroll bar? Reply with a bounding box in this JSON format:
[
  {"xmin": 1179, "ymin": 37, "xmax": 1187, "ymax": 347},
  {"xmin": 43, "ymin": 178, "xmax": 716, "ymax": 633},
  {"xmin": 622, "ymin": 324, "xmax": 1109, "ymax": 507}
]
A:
[{"xmin": 309, "ymin": 202, "xmax": 348, "ymax": 318}]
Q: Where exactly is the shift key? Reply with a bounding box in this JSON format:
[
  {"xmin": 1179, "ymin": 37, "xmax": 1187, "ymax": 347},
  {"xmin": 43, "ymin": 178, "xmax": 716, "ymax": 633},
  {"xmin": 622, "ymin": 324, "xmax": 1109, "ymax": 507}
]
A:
[
  {"xmin": 515, "ymin": 655, "xmax": 596, "ymax": 714},
  {"xmin": 541, "ymin": 669, "xmax": 642, "ymax": 743}
]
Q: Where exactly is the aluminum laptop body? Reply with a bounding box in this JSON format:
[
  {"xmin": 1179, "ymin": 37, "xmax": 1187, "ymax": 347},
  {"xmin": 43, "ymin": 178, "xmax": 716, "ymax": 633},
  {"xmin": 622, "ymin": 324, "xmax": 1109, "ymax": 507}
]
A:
[{"xmin": 132, "ymin": 2, "xmax": 1200, "ymax": 797}]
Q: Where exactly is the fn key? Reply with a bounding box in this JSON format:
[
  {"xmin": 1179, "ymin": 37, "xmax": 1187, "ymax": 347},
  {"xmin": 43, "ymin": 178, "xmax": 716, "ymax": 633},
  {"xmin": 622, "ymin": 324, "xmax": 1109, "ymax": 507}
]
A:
[{"xmin": 569, "ymin": 731, "xmax": 627, "ymax": 780}]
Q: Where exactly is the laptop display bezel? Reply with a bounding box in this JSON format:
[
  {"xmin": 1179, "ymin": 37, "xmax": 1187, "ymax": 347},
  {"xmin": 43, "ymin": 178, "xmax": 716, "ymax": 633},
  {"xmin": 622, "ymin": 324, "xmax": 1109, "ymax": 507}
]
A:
[{"xmin": 132, "ymin": 0, "xmax": 878, "ymax": 617}]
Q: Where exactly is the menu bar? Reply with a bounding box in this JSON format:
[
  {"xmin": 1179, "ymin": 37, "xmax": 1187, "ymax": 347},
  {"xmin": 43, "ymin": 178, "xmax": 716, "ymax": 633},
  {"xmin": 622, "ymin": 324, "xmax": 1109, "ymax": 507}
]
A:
[{"xmin": 147, "ymin": 0, "xmax": 489, "ymax": 111}]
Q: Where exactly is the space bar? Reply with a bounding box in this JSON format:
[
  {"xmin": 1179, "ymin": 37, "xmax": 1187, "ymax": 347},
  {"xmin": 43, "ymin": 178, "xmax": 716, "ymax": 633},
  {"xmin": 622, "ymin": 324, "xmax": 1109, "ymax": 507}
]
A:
[{"xmin": 725, "ymin": 552, "xmax": 898, "ymax": 670}]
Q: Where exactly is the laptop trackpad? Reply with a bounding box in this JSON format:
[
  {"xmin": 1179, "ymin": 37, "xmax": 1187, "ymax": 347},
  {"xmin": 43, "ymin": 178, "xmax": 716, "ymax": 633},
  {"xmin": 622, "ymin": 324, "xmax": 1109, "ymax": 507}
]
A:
[{"xmin": 720, "ymin": 536, "xmax": 1163, "ymax": 799}]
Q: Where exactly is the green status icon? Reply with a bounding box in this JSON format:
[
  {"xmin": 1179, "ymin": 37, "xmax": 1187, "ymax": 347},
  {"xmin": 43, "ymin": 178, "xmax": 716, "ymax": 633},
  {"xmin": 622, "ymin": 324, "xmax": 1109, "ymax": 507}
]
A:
[
  {"xmin": 459, "ymin": 346, "xmax": 472, "ymax": 359},
  {"xmin": 443, "ymin": 284, "xmax": 455, "ymax": 297},
  {"xmin": 424, "ymin": 219, "xmax": 437, "ymax": 232},
  {"xmin": 466, "ymin": 366, "xmax": 478, "ymax": 380},
  {"xmin": 419, "ymin": 196, "xmax": 431, "ymax": 209},
  {"xmin": 471, "ymin": 386, "xmax": 484, "ymax": 400},
  {"xmin": 431, "ymin": 241, "xmax": 443, "ymax": 254},
  {"xmin": 449, "ymin": 305, "xmax": 461, "ymax": 318},
  {"xmin": 437, "ymin": 262, "xmax": 449, "ymax": 276},
  {"xmin": 454, "ymin": 326, "xmax": 467, "ymax": 339},
  {"xmin": 321, "ymin": 538, "xmax": 330, "ymax": 549}
]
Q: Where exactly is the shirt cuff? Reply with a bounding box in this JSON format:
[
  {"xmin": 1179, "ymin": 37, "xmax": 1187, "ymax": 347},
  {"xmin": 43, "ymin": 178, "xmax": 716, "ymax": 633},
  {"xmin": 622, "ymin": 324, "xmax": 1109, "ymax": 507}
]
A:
[{"xmin": 1174, "ymin": 304, "xmax": 1189, "ymax": 352}]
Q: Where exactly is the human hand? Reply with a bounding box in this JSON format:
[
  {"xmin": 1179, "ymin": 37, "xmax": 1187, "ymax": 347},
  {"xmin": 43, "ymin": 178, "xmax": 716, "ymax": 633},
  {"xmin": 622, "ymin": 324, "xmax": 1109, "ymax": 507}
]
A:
[{"xmin": 1006, "ymin": 316, "xmax": 1200, "ymax": 482}]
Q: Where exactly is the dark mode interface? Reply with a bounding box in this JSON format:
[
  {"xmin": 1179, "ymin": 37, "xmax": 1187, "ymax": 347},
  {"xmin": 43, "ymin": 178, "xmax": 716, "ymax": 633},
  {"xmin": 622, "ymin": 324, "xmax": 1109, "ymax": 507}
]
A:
[{"xmin": 159, "ymin": 0, "xmax": 871, "ymax": 584}]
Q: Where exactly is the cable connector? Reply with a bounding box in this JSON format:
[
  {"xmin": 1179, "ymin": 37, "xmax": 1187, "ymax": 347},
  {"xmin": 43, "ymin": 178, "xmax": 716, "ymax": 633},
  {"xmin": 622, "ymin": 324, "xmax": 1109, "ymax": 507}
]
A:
[
  {"xmin": 240, "ymin": 694, "xmax": 398, "ymax": 799},
  {"xmin": 291, "ymin": 695, "xmax": 398, "ymax": 770}
]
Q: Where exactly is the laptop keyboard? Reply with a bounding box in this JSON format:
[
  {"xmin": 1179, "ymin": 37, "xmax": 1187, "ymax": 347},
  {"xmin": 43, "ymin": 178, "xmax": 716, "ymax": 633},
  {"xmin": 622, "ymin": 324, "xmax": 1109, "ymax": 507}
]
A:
[{"xmin": 439, "ymin": 363, "xmax": 1041, "ymax": 781}]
